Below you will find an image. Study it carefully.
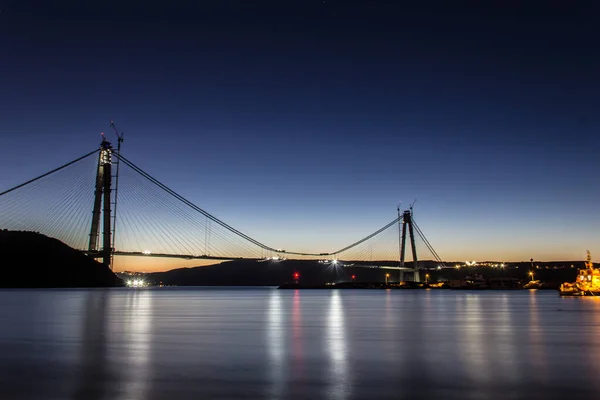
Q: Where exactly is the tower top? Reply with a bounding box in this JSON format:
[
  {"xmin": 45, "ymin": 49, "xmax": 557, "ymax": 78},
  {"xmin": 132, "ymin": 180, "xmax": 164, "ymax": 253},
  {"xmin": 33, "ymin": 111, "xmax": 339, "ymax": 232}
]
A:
[{"xmin": 100, "ymin": 138, "xmax": 112, "ymax": 149}]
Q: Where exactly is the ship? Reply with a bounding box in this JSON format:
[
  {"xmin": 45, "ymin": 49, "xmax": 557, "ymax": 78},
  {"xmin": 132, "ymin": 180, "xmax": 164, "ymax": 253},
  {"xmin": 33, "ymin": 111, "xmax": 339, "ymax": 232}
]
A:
[{"xmin": 559, "ymin": 251, "xmax": 600, "ymax": 296}]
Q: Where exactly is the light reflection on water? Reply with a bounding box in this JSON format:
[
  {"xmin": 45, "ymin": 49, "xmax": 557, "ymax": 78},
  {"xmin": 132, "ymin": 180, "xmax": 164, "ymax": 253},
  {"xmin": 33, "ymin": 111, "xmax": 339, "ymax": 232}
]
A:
[
  {"xmin": 327, "ymin": 290, "xmax": 349, "ymax": 400},
  {"xmin": 1, "ymin": 288, "xmax": 600, "ymax": 399},
  {"xmin": 457, "ymin": 294, "xmax": 488, "ymax": 386},
  {"xmin": 527, "ymin": 292, "xmax": 546, "ymax": 381},
  {"xmin": 121, "ymin": 290, "xmax": 152, "ymax": 400},
  {"xmin": 267, "ymin": 290, "xmax": 284, "ymax": 400}
]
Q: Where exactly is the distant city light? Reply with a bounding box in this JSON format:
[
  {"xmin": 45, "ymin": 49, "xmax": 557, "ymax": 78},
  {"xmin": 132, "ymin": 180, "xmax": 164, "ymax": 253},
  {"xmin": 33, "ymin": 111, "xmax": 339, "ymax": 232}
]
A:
[
  {"xmin": 142, "ymin": 250, "xmax": 151, "ymax": 255},
  {"xmin": 126, "ymin": 279, "xmax": 146, "ymax": 288}
]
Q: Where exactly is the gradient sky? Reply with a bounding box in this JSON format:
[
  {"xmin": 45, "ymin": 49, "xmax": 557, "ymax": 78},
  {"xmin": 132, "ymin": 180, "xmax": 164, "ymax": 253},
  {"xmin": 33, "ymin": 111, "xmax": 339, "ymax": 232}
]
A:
[{"xmin": 1, "ymin": 1, "xmax": 599, "ymax": 271}]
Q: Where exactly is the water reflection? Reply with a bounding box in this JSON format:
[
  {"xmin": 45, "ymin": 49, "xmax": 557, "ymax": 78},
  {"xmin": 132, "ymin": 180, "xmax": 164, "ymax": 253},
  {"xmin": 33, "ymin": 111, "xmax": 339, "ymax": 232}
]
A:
[
  {"xmin": 327, "ymin": 290, "xmax": 349, "ymax": 399},
  {"xmin": 120, "ymin": 290, "xmax": 152, "ymax": 400},
  {"xmin": 528, "ymin": 292, "xmax": 548, "ymax": 382},
  {"xmin": 72, "ymin": 291, "xmax": 110, "ymax": 400},
  {"xmin": 266, "ymin": 290, "xmax": 285, "ymax": 400},
  {"xmin": 290, "ymin": 290, "xmax": 305, "ymax": 393},
  {"xmin": 494, "ymin": 294, "xmax": 517, "ymax": 384},
  {"xmin": 456, "ymin": 294, "xmax": 491, "ymax": 386},
  {"xmin": 4, "ymin": 289, "xmax": 600, "ymax": 399},
  {"xmin": 382, "ymin": 289, "xmax": 399, "ymax": 357},
  {"xmin": 586, "ymin": 298, "xmax": 600, "ymax": 380}
]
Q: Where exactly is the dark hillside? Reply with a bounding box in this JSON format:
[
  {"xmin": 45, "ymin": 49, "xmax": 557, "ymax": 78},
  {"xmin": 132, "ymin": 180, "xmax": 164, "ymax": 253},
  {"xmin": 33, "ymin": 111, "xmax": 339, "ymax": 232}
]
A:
[
  {"xmin": 146, "ymin": 259, "xmax": 581, "ymax": 287},
  {"xmin": 147, "ymin": 259, "xmax": 415, "ymax": 286},
  {"xmin": 0, "ymin": 230, "xmax": 122, "ymax": 288}
]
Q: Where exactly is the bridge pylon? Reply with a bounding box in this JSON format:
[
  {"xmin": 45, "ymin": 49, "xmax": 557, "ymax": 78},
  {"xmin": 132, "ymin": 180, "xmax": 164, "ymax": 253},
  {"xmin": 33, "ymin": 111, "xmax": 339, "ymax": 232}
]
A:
[
  {"xmin": 399, "ymin": 209, "xmax": 420, "ymax": 282},
  {"xmin": 88, "ymin": 138, "xmax": 113, "ymax": 269}
]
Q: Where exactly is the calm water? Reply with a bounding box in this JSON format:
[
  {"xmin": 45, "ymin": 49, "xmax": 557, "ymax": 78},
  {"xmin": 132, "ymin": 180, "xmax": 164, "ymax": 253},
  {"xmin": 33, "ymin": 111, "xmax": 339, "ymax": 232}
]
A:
[{"xmin": 0, "ymin": 288, "xmax": 599, "ymax": 400}]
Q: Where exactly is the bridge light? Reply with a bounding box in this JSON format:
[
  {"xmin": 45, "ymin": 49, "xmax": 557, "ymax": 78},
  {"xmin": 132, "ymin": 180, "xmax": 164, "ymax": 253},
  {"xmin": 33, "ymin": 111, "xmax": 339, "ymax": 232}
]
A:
[
  {"xmin": 143, "ymin": 250, "xmax": 151, "ymax": 255},
  {"xmin": 293, "ymin": 272, "xmax": 299, "ymax": 279}
]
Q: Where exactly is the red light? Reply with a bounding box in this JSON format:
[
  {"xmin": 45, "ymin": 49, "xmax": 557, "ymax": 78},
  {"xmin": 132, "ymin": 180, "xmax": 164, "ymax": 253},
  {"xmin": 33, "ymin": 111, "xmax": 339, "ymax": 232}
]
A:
[
  {"xmin": 351, "ymin": 275, "xmax": 356, "ymax": 279},
  {"xmin": 293, "ymin": 273, "xmax": 299, "ymax": 279}
]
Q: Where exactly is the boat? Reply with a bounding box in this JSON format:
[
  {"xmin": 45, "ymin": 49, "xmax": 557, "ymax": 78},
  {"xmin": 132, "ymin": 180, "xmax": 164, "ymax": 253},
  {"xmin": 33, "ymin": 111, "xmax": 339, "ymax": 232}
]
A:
[
  {"xmin": 559, "ymin": 251, "xmax": 600, "ymax": 296},
  {"xmin": 523, "ymin": 279, "xmax": 543, "ymax": 289}
]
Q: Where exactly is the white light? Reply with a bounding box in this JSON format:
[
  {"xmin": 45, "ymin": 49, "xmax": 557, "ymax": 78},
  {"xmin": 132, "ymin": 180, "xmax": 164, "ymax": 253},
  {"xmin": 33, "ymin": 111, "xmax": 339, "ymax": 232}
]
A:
[
  {"xmin": 142, "ymin": 250, "xmax": 151, "ymax": 255},
  {"xmin": 127, "ymin": 280, "xmax": 132, "ymax": 286}
]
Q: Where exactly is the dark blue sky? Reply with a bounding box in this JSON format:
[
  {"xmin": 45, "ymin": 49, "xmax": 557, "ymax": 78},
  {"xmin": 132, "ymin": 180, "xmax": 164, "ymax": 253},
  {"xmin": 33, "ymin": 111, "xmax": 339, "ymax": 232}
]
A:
[{"xmin": 1, "ymin": 0, "xmax": 599, "ymax": 263}]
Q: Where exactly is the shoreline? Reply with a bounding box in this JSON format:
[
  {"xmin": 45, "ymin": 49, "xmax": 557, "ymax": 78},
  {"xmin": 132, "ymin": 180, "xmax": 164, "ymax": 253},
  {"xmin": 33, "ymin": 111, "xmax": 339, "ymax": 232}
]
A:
[{"xmin": 278, "ymin": 282, "xmax": 556, "ymax": 290}]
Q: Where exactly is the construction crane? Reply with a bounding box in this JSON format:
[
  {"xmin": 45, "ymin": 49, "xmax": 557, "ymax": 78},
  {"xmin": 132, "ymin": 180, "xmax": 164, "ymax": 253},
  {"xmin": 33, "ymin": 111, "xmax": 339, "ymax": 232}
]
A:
[{"xmin": 109, "ymin": 121, "xmax": 124, "ymax": 268}]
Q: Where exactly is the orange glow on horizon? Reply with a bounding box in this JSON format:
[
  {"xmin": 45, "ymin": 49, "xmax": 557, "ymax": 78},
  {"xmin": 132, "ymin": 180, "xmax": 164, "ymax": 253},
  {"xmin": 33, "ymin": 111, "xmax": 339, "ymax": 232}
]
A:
[{"xmin": 112, "ymin": 256, "xmax": 223, "ymax": 273}]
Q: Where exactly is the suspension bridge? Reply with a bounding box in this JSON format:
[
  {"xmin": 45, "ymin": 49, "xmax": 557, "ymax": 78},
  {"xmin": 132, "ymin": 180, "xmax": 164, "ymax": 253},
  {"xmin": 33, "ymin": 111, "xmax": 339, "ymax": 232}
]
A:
[{"xmin": 0, "ymin": 133, "xmax": 445, "ymax": 282}]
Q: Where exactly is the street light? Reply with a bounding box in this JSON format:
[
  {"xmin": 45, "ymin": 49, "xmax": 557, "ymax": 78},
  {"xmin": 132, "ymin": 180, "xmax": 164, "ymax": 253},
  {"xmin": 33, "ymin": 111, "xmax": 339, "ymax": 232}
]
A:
[
  {"xmin": 385, "ymin": 273, "xmax": 390, "ymax": 285},
  {"xmin": 528, "ymin": 271, "xmax": 534, "ymax": 281},
  {"xmin": 425, "ymin": 273, "xmax": 430, "ymax": 284},
  {"xmin": 530, "ymin": 258, "xmax": 534, "ymax": 275},
  {"xmin": 351, "ymin": 274, "xmax": 356, "ymax": 283}
]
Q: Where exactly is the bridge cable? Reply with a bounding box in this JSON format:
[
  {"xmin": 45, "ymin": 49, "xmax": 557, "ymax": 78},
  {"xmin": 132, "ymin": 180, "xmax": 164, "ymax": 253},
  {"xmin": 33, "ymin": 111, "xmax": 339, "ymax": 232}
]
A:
[
  {"xmin": 332, "ymin": 215, "xmax": 401, "ymax": 255},
  {"xmin": 117, "ymin": 153, "xmax": 402, "ymax": 258},
  {"xmin": 118, "ymin": 170, "xmax": 264, "ymax": 257},
  {"xmin": 116, "ymin": 154, "xmax": 291, "ymax": 253},
  {"xmin": 119, "ymin": 171, "xmax": 262, "ymax": 258},
  {"xmin": 412, "ymin": 219, "xmax": 446, "ymax": 266},
  {"xmin": 0, "ymin": 149, "xmax": 98, "ymax": 197},
  {"xmin": 412, "ymin": 222, "xmax": 441, "ymax": 263}
]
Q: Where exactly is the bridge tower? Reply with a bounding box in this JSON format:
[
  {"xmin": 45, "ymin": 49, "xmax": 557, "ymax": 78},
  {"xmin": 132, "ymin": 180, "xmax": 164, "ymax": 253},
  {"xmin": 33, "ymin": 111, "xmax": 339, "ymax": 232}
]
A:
[
  {"xmin": 399, "ymin": 209, "xmax": 420, "ymax": 282},
  {"xmin": 88, "ymin": 138, "xmax": 113, "ymax": 269}
]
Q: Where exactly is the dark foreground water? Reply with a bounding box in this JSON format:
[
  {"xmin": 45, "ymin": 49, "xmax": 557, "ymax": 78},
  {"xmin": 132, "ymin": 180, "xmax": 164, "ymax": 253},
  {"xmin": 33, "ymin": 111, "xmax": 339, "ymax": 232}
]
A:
[{"xmin": 1, "ymin": 288, "xmax": 599, "ymax": 400}]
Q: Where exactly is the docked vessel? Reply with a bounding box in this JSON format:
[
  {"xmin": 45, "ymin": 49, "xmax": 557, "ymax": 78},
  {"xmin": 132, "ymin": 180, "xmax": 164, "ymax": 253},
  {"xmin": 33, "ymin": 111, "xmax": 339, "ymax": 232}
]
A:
[
  {"xmin": 559, "ymin": 251, "xmax": 600, "ymax": 296},
  {"xmin": 523, "ymin": 280, "xmax": 543, "ymax": 289}
]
